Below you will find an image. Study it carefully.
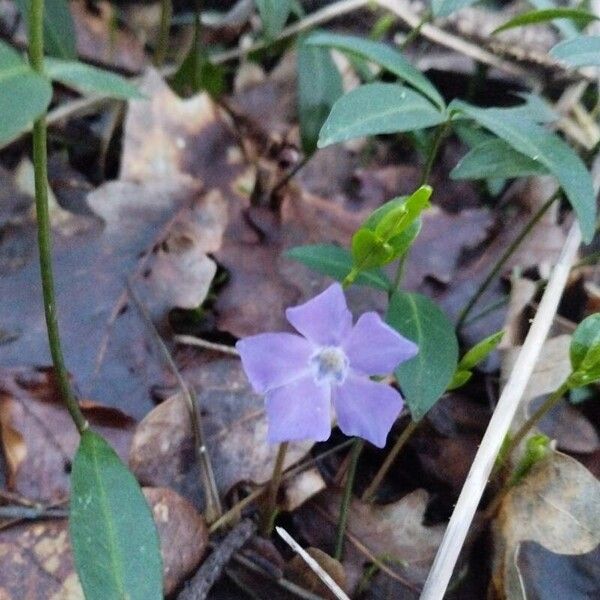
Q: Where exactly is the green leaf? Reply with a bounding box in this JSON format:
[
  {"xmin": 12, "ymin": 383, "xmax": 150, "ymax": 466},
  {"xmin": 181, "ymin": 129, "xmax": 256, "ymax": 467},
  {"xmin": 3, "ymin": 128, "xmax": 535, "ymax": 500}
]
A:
[
  {"xmin": 446, "ymin": 369, "xmax": 472, "ymax": 391},
  {"xmin": 493, "ymin": 8, "xmax": 599, "ymax": 34},
  {"xmin": 450, "ymin": 100, "xmax": 596, "ymax": 243},
  {"xmin": 386, "ymin": 292, "xmax": 458, "ymax": 420},
  {"xmin": 550, "ymin": 35, "xmax": 600, "ymax": 67},
  {"xmin": 14, "ymin": 0, "xmax": 76, "ymax": 59},
  {"xmin": 351, "ymin": 229, "xmax": 395, "ymax": 270},
  {"xmin": 297, "ymin": 39, "xmax": 343, "ymax": 154},
  {"xmin": 255, "ymin": 0, "xmax": 292, "ymax": 39},
  {"xmin": 432, "ymin": 0, "xmax": 480, "ymax": 18},
  {"xmin": 70, "ymin": 431, "xmax": 163, "ymax": 600},
  {"xmin": 527, "ymin": 0, "xmax": 579, "ymax": 38},
  {"xmin": 570, "ymin": 313, "xmax": 600, "ymax": 372},
  {"xmin": 0, "ymin": 42, "xmax": 52, "ymax": 144},
  {"xmin": 459, "ymin": 330, "xmax": 504, "ymax": 370},
  {"xmin": 451, "ymin": 138, "xmax": 549, "ymax": 180},
  {"xmin": 171, "ymin": 48, "xmax": 225, "ymax": 98},
  {"xmin": 319, "ymin": 83, "xmax": 446, "ymax": 148},
  {"xmin": 45, "ymin": 58, "xmax": 142, "ymax": 99},
  {"xmin": 305, "ymin": 32, "xmax": 445, "ymax": 109},
  {"xmin": 285, "ymin": 244, "xmax": 391, "ymax": 290}
]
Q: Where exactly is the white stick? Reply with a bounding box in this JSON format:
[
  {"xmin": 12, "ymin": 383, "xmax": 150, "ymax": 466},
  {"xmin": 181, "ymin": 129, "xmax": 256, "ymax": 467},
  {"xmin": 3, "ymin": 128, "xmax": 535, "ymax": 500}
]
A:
[
  {"xmin": 276, "ymin": 527, "xmax": 351, "ymax": 600},
  {"xmin": 420, "ymin": 221, "xmax": 582, "ymax": 600}
]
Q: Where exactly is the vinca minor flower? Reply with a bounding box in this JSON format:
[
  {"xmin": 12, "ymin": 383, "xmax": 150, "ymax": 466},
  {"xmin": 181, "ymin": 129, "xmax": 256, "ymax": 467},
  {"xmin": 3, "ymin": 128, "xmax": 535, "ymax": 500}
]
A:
[{"xmin": 236, "ymin": 283, "xmax": 418, "ymax": 447}]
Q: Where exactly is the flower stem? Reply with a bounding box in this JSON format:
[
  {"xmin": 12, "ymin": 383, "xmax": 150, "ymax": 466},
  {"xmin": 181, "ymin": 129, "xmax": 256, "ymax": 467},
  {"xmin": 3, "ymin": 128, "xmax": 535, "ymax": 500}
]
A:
[
  {"xmin": 154, "ymin": 0, "xmax": 173, "ymax": 66},
  {"xmin": 497, "ymin": 380, "xmax": 569, "ymax": 473},
  {"xmin": 29, "ymin": 0, "xmax": 88, "ymax": 435},
  {"xmin": 456, "ymin": 191, "xmax": 558, "ymax": 331},
  {"xmin": 361, "ymin": 419, "xmax": 418, "ymax": 502},
  {"xmin": 260, "ymin": 441, "xmax": 289, "ymax": 536},
  {"xmin": 334, "ymin": 438, "xmax": 364, "ymax": 560}
]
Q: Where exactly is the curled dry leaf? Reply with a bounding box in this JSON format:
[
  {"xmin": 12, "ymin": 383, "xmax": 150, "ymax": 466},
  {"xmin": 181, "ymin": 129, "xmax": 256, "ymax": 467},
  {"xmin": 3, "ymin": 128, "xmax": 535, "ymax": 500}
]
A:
[
  {"xmin": 0, "ymin": 487, "xmax": 207, "ymax": 598},
  {"xmin": 296, "ymin": 489, "xmax": 444, "ymax": 594},
  {"xmin": 286, "ymin": 547, "xmax": 348, "ymax": 600},
  {"xmin": 129, "ymin": 359, "xmax": 313, "ymax": 507},
  {"xmin": 143, "ymin": 487, "xmax": 209, "ymax": 596},
  {"xmin": 0, "ymin": 366, "xmax": 135, "ymax": 503},
  {"xmin": 492, "ymin": 451, "xmax": 600, "ymax": 599}
]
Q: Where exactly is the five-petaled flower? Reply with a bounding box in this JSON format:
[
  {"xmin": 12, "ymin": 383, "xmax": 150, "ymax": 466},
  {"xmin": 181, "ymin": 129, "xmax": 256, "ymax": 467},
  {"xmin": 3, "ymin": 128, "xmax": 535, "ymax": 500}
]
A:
[{"xmin": 236, "ymin": 283, "xmax": 418, "ymax": 447}]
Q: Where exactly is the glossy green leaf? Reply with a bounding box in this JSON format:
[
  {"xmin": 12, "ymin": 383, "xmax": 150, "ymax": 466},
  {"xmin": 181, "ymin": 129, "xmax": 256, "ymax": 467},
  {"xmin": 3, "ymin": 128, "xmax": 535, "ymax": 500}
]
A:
[
  {"xmin": 70, "ymin": 431, "xmax": 163, "ymax": 600},
  {"xmin": 528, "ymin": 0, "xmax": 579, "ymax": 38},
  {"xmin": 285, "ymin": 244, "xmax": 391, "ymax": 290},
  {"xmin": 387, "ymin": 292, "xmax": 458, "ymax": 420},
  {"xmin": 570, "ymin": 313, "xmax": 600, "ymax": 373},
  {"xmin": 318, "ymin": 83, "xmax": 446, "ymax": 148},
  {"xmin": 305, "ymin": 32, "xmax": 445, "ymax": 109},
  {"xmin": 459, "ymin": 330, "xmax": 504, "ymax": 370},
  {"xmin": 450, "ymin": 100, "xmax": 596, "ymax": 243},
  {"xmin": 0, "ymin": 42, "xmax": 52, "ymax": 143},
  {"xmin": 45, "ymin": 58, "xmax": 142, "ymax": 99},
  {"xmin": 14, "ymin": 0, "xmax": 76, "ymax": 59},
  {"xmin": 351, "ymin": 229, "xmax": 395, "ymax": 269},
  {"xmin": 493, "ymin": 8, "xmax": 599, "ymax": 34},
  {"xmin": 451, "ymin": 138, "xmax": 549, "ymax": 180},
  {"xmin": 432, "ymin": 0, "xmax": 479, "ymax": 18},
  {"xmin": 550, "ymin": 35, "xmax": 600, "ymax": 67},
  {"xmin": 255, "ymin": 0, "xmax": 292, "ymax": 39},
  {"xmin": 297, "ymin": 39, "xmax": 343, "ymax": 154}
]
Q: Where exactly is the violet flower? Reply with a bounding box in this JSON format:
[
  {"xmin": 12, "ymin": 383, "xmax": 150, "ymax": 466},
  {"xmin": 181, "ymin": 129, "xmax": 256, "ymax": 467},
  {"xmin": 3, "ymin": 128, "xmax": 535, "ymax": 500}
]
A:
[{"xmin": 236, "ymin": 283, "xmax": 418, "ymax": 448}]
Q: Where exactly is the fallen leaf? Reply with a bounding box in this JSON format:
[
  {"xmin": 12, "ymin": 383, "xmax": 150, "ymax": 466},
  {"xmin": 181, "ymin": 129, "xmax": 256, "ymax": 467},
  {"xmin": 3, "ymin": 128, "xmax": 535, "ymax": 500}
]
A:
[
  {"xmin": 129, "ymin": 358, "xmax": 313, "ymax": 507},
  {"xmin": 143, "ymin": 486, "xmax": 209, "ymax": 596},
  {"xmin": 0, "ymin": 487, "xmax": 207, "ymax": 598},
  {"xmin": 286, "ymin": 547, "xmax": 348, "ymax": 600},
  {"xmin": 281, "ymin": 468, "xmax": 326, "ymax": 513},
  {"xmin": 0, "ymin": 367, "xmax": 135, "ymax": 503},
  {"xmin": 296, "ymin": 489, "xmax": 444, "ymax": 594},
  {"xmin": 517, "ymin": 541, "xmax": 600, "ymax": 600},
  {"xmin": 492, "ymin": 451, "xmax": 600, "ymax": 599}
]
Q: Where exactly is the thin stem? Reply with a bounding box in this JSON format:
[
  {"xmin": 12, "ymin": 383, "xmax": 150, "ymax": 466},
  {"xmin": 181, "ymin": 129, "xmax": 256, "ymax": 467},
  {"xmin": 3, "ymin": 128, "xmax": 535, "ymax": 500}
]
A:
[
  {"xmin": 260, "ymin": 441, "xmax": 289, "ymax": 536},
  {"xmin": 456, "ymin": 192, "xmax": 558, "ymax": 331},
  {"xmin": 29, "ymin": 0, "xmax": 88, "ymax": 435},
  {"xmin": 400, "ymin": 9, "xmax": 431, "ymax": 50},
  {"xmin": 361, "ymin": 419, "xmax": 418, "ymax": 502},
  {"xmin": 154, "ymin": 0, "xmax": 173, "ymax": 66},
  {"xmin": 420, "ymin": 121, "xmax": 450, "ymax": 186},
  {"xmin": 334, "ymin": 438, "xmax": 364, "ymax": 560},
  {"xmin": 271, "ymin": 155, "xmax": 311, "ymax": 196},
  {"xmin": 498, "ymin": 380, "xmax": 569, "ymax": 471}
]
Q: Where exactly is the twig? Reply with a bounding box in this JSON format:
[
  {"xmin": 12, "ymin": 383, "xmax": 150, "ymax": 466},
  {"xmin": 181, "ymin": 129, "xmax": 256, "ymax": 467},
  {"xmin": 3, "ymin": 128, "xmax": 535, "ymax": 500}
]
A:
[
  {"xmin": 232, "ymin": 553, "xmax": 327, "ymax": 600},
  {"xmin": 277, "ymin": 527, "xmax": 351, "ymax": 600},
  {"xmin": 0, "ymin": 505, "xmax": 68, "ymax": 520},
  {"xmin": 420, "ymin": 221, "xmax": 582, "ymax": 600},
  {"xmin": 174, "ymin": 334, "xmax": 240, "ymax": 356},
  {"xmin": 178, "ymin": 519, "xmax": 256, "ymax": 600},
  {"xmin": 126, "ymin": 282, "xmax": 222, "ymax": 523}
]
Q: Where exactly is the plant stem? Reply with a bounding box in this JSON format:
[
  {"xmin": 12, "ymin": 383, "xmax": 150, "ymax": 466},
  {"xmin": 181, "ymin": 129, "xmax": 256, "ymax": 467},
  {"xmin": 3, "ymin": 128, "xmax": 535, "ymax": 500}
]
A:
[
  {"xmin": 361, "ymin": 419, "xmax": 418, "ymax": 502},
  {"xmin": 456, "ymin": 192, "xmax": 558, "ymax": 331},
  {"xmin": 498, "ymin": 380, "xmax": 569, "ymax": 471},
  {"xmin": 400, "ymin": 10, "xmax": 431, "ymax": 50},
  {"xmin": 260, "ymin": 441, "xmax": 289, "ymax": 536},
  {"xmin": 29, "ymin": 0, "xmax": 88, "ymax": 435},
  {"xmin": 154, "ymin": 0, "xmax": 173, "ymax": 66},
  {"xmin": 334, "ymin": 438, "xmax": 364, "ymax": 560},
  {"xmin": 420, "ymin": 120, "xmax": 450, "ymax": 186}
]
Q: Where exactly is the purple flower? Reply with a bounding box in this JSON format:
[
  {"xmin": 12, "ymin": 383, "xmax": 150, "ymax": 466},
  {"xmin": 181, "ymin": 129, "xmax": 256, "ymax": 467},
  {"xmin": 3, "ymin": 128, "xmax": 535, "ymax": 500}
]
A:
[{"xmin": 236, "ymin": 283, "xmax": 418, "ymax": 448}]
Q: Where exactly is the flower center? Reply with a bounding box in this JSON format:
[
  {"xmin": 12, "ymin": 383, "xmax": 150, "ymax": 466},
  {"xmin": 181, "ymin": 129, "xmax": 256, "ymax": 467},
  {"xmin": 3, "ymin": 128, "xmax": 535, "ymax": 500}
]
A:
[{"xmin": 310, "ymin": 346, "xmax": 349, "ymax": 385}]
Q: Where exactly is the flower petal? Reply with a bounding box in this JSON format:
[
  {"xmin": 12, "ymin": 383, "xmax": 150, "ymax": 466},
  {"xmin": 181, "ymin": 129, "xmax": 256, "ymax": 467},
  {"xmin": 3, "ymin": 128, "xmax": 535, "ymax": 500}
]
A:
[
  {"xmin": 236, "ymin": 333, "xmax": 314, "ymax": 394},
  {"xmin": 332, "ymin": 373, "xmax": 403, "ymax": 447},
  {"xmin": 286, "ymin": 283, "xmax": 352, "ymax": 346},
  {"xmin": 265, "ymin": 377, "xmax": 332, "ymax": 443},
  {"xmin": 342, "ymin": 312, "xmax": 418, "ymax": 375}
]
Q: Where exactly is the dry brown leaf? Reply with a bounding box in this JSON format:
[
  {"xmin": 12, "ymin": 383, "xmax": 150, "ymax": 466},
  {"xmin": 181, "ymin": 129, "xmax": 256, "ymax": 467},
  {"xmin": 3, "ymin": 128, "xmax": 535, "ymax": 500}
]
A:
[
  {"xmin": 492, "ymin": 451, "xmax": 600, "ymax": 599},
  {"xmin": 129, "ymin": 359, "xmax": 313, "ymax": 507},
  {"xmin": 281, "ymin": 468, "xmax": 326, "ymax": 513},
  {"xmin": 0, "ymin": 487, "xmax": 207, "ymax": 598},
  {"xmin": 0, "ymin": 367, "xmax": 135, "ymax": 503},
  {"xmin": 143, "ymin": 486, "xmax": 209, "ymax": 596},
  {"xmin": 297, "ymin": 489, "xmax": 444, "ymax": 594},
  {"xmin": 286, "ymin": 547, "xmax": 348, "ymax": 600}
]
